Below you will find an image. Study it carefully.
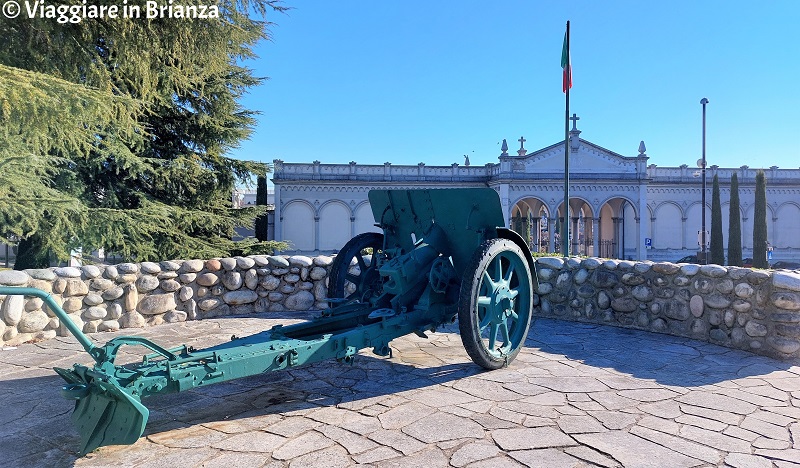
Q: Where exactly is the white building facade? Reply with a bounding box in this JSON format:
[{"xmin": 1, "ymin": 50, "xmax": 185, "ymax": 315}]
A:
[{"xmin": 272, "ymin": 120, "xmax": 800, "ymax": 263}]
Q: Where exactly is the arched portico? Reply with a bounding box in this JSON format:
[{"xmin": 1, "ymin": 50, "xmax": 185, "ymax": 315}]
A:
[
  {"xmin": 597, "ymin": 196, "xmax": 638, "ymax": 259},
  {"xmin": 510, "ymin": 197, "xmax": 550, "ymax": 253},
  {"xmin": 553, "ymin": 198, "xmax": 595, "ymax": 256}
]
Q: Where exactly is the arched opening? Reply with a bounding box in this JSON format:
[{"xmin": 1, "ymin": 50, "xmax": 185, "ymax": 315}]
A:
[
  {"xmin": 553, "ymin": 198, "xmax": 594, "ymax": 256},
  {"xmin": 510, "ymin": 197, "xmax": 550, "ymax": 253},
  {"xmin": 597, "ymin": 197, "xmax": 637, "ymax": 259}
]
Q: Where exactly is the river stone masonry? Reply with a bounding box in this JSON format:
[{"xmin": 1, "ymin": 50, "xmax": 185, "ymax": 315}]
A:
[
  {"xmin": 533, "ymin": 256, "xmax": 800, "ymax": 360},
  {"xmin": 0, "ymin": 255, "xmax": 334, "ymax": 347},
  {"xmin": 2, "ymin": 255, "xmax": 800, "ymax": 361}
]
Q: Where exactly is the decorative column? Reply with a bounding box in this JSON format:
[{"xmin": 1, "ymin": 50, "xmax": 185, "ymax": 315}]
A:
[
  {"xmin": 635, "ymin": 216, "xmax": 642, "ymax": 261},
  {"xmin": 499, "ymin": 184, "xmax": 510, "ymax": 226},
  {"xmin": 612, "ymin": 217, "xmax": 620, "ymax": 258},
  {"xmin": 650, "ymin": 216, "xmax": 657, "ymax": 249},
  {"xmin": 681, "ymin": 216, "xmax": 688, "ymax": 249},
  {"xmin": 592, "ymin": 217, "xmax": 600, "ymax": 257},
  {"xmin": 548, "ymin": 217, "xmax": 556, "ymax": 254},
  {"xmin": 531, "ymin": 217, "xmax": 541, "ymax": 252},
  {"xmin": 314, "ymin": 215, "xmax": 321, "ymax": 252},
  {"xmin": 572, "ymin": 217, "xmax": 580, "ymax": 255}
]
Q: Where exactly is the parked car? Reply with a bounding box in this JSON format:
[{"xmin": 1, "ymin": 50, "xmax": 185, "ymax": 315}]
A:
[
  {"xmin": 771, "ymin": 261, "xmax": 800, "ymax": 270},
  {"xmin": 742, "ymin": 258, "xmax": 753, "ymax": 268},
  {"xmin": 676, "ymin": 255, "xmax": 699, "ymax": 264}
]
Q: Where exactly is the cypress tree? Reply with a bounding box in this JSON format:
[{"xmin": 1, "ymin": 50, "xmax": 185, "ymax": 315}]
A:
[
  {"xmin": 752, "ymin": 170, "xmax": 769, "ymax": 268},
  {"xmin": 727, "ymin": 173, "xmax": 743, "ymax": 266},
  {"xmin": 255, "ymin": 176, "xmax": 269, "ymax": 241},
  {"xmin": 710, "ymin": 174, "xmax": 725, "ymax": 265}
]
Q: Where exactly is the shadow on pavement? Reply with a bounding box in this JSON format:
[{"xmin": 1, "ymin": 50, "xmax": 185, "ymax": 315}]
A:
[
  {"xmin": 1, "ymin": 313, "xmax": 797, "ymax": 466},
  {"xmin": 524, "ymin": 317, "xmax": 797, "ymax": 387}
]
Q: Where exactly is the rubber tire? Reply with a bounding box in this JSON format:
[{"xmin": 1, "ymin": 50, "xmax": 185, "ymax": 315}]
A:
[
  {"xmin": 458, "ymin": 238, "xmax": 533, "ymax": 370},
  {"xmin": 327, "ymin": 232, "xmax": 385, "ymax": 301}
]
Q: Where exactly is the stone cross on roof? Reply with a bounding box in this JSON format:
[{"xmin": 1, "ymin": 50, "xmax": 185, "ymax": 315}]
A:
[{"xmin": 569, "ymin": 113, "xmax": 580, "ymax": 131}]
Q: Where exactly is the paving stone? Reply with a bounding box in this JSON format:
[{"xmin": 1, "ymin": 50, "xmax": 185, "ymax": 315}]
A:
[
  {"xmin": 316, "ymin": 425, "xmax": 378, "ymax": 455},
  {"xmin": 492, "ymin": 427, "xmax": 577, "ymax": 450},
  {"xmin": 556, "ymin": 415, "xmax": 607, "ymax": 434},
  {"xmin": 589, "ymin": 391, "xmax": 638, "ymax": 411},
  {"xmin": 574, "ymin": 431, "xmax": 701, "ymax": 468},
  {"xmin": 676, "ymin": 390, "xmax": 757, "ymax": 415},
  {"xmin": 377, "ymin": 401, "xmax": 434, "ymax": 430},
  {"xmin": 740, "ymin": 414, "xmax": 791, "ymax": 440},
  {"xmin": 678, "ymin": 403, "xmax": 742, "ymax": 425},
  {"xmin": 678, "ymin": 425, "xmax": 753, "ymax": 452},
  {"xmin": 750, "ymin": 408, "xmax": 795, "ymax": 426},
  {"xmin": 724, "ymin": 452, "xmax": 774, "ymax": 468},
  {"xmin": 210, "ymin": 430, "xmax": 287, "ymax": 453},
  {"xmin": 352, "ymin": 446, "xmax": 402, "ymax": 464},
  {"xmin": 522, "ymin": 391, "xmax": 567, "ymax": 406},
  {"xmin": 717, "ymin": 387, "xmax": 788, "ymax": 407},
  {"xmin": 402, "ymin": 411, "xmax": 484, "ymax": 443},
  {"xmin": 376, "ymin": 447, "xmax": 449, "ymax": 468},
  {"xmin": 630, "ymin": 426, "xmax": 722, "ymax": 464},
  {"xmin": 753, "ymin": 449, "xmax": 800, "ymax": 464},
  {"xmin": 453, "ymin": 377, "xmax": 528, "ymax": 401},
  {"xmin": 200, "ymin": 452, "xmax": 271, "ymax": 468},
  {"xmin": 528, "ymin": 376, "xmax": 610, "ymax": 392},
  {"xmin": 405, "ymin": 386, "xmax": 479, "ymax": 407},
  {"xmin": 271, "ymin": 431, "xmax": 333, "ymax": 460},
  {"xmin": 753, "ymin": 436, "xmax": 791, "ymax": 449},
  {"xmin": 617, "ymin": 388, "xmax": 679, "ymax": 402},
  {"xmin": 564, "ymin": 445, "xmax": 621, "ymax": 468},
  {"xmin": 287, "ymin": 445, "xmax": 351, "ymax": 468},
  {"xmin": 147, "ymin": 425, "xmax": 228, "ymax": 448},
  {"xmin": 488, "ymin": 405, "xmax": 528, "ymax": 424},
  {"xmin": 263, "ymin": 415, "xmax": 321, "ymax": 437},
  {"xmin": 466, "ymin": 456, "xmax": 527, "ymax": 468},
  {"xmin": 636, "ymin": 415, "xmax": 680, "ymax": 435},
  {"xmin": 449, "ymin": 441, "xmax": 500, "ymax": 467},
  {"xmin": 675, "ymin": 414, "xmax": 728, "ymax": 431},
  {"xmin": 723, "ymin": 425, "xmax": 761, "ymax": 442},
  {"xmin": 508, "ymin": 448, "xmax": 584, "ymax": 467}
]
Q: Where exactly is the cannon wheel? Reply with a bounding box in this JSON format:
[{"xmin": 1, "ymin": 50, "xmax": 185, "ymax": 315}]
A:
[
  {"xmin": 458, "ymin": 238, "xmax": 533, "ymax": 369},
  {"xmin": 328, "ymin": 232, "xmax": 385, "ymax": 301}
]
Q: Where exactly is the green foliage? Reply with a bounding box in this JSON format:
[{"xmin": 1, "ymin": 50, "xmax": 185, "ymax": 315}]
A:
[
  {"xmin": 0, "ymin": 1, "xmax": 287, "ymax": 265},
  {"xmin": 727, "ymin": 173, "xmax": 743, "ymax": 266},
  {"xmin": 710, "ymin": 174, "xmax": 724, "ymax": 265},
  {"xmin": 255, "ymin": 175, "xmax": 269, "ymax": 241},
  {"xmin": 752, "ymin": 170, "xmax": 769, "ymax": 268}
]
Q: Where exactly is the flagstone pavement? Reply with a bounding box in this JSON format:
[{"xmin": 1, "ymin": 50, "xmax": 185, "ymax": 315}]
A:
[{"xmin": 1, "ymin": 312, "xmax": 800, "ymax": 468}]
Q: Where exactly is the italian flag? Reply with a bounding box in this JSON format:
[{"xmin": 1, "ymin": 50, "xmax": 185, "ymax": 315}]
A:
[{"xmin": 561, "ymin": 32, "xmax": 572, "ymax": 93}]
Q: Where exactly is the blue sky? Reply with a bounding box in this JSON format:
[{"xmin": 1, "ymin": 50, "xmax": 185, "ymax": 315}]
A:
[{"xmin": 232, "ymin": 1, "xmax": 800, "ymax": 174}]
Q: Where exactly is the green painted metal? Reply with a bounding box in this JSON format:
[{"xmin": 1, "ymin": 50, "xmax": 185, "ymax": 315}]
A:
[{"xmin": 0, "ymin": 187, "xmax": 536, "ymax": 455}]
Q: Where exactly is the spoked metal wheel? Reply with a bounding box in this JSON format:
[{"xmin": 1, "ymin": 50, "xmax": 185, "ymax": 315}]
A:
[
  {"xmin": 328, "ymin": 232, "xmax": 385, "ymax": 302},
  {"xmin": 458, "ymin": 238, "xmax": 533, "ymax": 369}
]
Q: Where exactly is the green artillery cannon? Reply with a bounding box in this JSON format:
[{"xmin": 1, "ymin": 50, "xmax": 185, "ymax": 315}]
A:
[{"xmin": 0, "ymin": 187, "xmax": 537, "ymax": 455}]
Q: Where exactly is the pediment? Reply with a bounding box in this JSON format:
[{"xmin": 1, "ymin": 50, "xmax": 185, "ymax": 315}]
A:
[{"xmin": 511, "ymin": 139, "xmax": 639, "ymax": 175}]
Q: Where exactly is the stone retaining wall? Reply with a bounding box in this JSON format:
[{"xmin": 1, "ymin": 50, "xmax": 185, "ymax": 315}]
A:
[
  {"xmin": 0, "ymin": 255, "xmax": 333, "ymax": 346},
  {"xmin": 2, "ymin": 255, "xmax": 800, "ymax": 361},
  {"xmin": 532, "ymin": 257, "xmax": 800, "ymax": 360}
]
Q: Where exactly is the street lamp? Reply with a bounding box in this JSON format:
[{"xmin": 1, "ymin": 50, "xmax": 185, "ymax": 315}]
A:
[{"xmin": 700, "ymin": 98, "xmax": 709, "ymax": 265}]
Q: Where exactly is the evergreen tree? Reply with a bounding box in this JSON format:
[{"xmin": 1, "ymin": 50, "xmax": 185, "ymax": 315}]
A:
[
  {"xmin": 710, "ymin": 174, "xmax": 724, "ymax": 265},
  {"xmin": 0, "ymin": 1, "xmax": 288, "ymax": 266},
  {"xmin": 255, "ymin": 176, "xmax": 269, "ymax": 241},
  {"xmin": 752, "ymin": 170, "xmax": 769, "ymax": 268},
  {"xmin": 727, "ymin": 173, "xmax": 743, "ymax": 266}
]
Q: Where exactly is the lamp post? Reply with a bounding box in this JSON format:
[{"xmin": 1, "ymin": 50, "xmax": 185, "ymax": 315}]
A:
[{"xmin": 700, "ymin": 98, "xmax": 709, "ymax": 265}]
